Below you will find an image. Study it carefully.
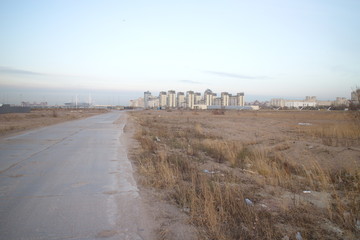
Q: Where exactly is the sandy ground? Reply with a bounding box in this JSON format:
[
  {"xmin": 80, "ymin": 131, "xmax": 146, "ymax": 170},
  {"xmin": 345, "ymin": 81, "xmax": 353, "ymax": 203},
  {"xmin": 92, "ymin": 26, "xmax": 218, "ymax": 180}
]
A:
[
  {"xmin": 127, "ymin": 109, "xmax": 360, "ymax": 240},
  {"xmin": 155, "ymin": 110, "xmax": 360, "ymax": 172}
]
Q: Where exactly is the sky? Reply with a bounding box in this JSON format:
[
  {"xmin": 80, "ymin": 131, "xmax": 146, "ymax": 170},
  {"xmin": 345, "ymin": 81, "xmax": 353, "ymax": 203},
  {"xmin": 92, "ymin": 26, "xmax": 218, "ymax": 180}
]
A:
[{"xmin": 0, "ymin": 0, "xmax": 359, "ymax": 105}]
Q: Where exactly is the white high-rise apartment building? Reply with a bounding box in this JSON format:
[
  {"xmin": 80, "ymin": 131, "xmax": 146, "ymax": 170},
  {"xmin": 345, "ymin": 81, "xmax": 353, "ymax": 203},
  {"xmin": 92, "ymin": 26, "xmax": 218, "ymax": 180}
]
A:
[
  {"xmin": 204, "ymin": 89, "xmax": 213, "ymax": 106},
  {"xmin": 212, "ymin": 93, "xmax": 217, "ymax": 104},
  {"xmin": 148, "ymin": 97, "xmax": 159, "ymax": 108},
  {"xmin": 177, "ymin": 92, "xmax": 186, "ymax": 108},
  {"xmin": 186, "ymin": 91, "xmax": 195, "ymax": 109},
  {"xmin": 194, "ymin": 92, "xmax": 202, "ymax": 104},
  {"xmin": 144, "ymin": 91, "xmax": 151, "ymax": 109},
  {"xmin": 237, "ymin": 92, "xmax": 244, "ymax": 106},
  {"xmin": 167, "ymin": 90, "xmax": 176, "ymax": 108},
  {"xmin": 213, "ymin": 97, "xmax": 221, "ymax": 106},
  {"xmin": 229, "ymin": 95, "xmax": 237, "ymax": 106},
  {"xmin": 221, "ymin": 92, "xmax": 229, "ymax": 106},
  {"xmin": 159, "ymin": 91, "xmax": 167, "ymax": 108}
]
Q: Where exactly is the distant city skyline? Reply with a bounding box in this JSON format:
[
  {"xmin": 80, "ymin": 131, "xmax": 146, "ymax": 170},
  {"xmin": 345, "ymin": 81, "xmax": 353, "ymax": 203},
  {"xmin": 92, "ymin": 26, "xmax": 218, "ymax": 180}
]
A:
[
  {"xmin": 1, "ymin": 1, "xmax": 359, "ymax": 105},
  {"xmin": 129, "ymin": 88, "xmax": 351, "ymax": 110},
  {"xmin": 0, "ymin": 85, "xmax": 357, "ymax": 107}
]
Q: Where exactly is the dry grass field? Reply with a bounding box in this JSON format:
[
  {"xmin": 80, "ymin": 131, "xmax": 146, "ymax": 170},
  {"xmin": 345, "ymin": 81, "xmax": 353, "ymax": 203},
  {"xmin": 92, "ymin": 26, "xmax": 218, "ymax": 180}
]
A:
[
  {"xmin": 129, "ymin": 110, "xmax": 360, "ymax": 240},
  {"xmin": 0, "ymin": 108, "xmax": 109, "ymax": 136}
]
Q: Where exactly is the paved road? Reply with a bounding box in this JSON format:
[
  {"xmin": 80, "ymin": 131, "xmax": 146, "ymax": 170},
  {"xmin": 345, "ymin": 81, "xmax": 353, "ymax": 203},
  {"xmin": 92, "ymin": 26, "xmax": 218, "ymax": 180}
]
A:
[{"xmin": 0, "ymin": 111, "xmax": 151, "ymax": 240}]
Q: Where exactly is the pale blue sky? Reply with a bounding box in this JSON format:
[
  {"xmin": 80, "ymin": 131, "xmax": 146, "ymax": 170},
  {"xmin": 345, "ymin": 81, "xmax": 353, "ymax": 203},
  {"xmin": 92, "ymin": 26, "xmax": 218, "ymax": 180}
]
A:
[{"xmin": 0, "ymin": 0, "xmax": 359, "ymax": 105}]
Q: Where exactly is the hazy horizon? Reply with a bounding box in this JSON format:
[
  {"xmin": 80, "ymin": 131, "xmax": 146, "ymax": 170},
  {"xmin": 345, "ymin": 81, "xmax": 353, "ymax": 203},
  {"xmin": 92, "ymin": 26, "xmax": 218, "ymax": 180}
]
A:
[{"xmin": 1, "ymin": 1, "xmax": 359, "ymax": 105}]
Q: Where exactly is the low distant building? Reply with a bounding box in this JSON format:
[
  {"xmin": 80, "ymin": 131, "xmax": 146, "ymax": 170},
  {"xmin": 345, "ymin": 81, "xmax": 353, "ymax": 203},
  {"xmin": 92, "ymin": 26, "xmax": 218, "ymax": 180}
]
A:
[
  {"xmin": 285, "ymin": 100, "xmax": 316, "ymax": 108},
  {"xmin": 21, "ymin": 101, "xmax": 48, "ymax": 107},
  {"xmin": 270, "ymin": 95, "xmax": 350, "ymax": 109},
  {"xmin": 316, "ymin": 100, "xmax": 332, "ymax": 107},
  {"xmin": 64, "ymin": 102, "xmax": 91, "ymax": 108},
  {"xmin": 333, "ymin": 97, "xmax": 348, "ymax": 106},
  {"xmin": 270, "ymin": 98, "xmax": 285, "ymax": 107},
  {"xmin": 129, "ymin": 97, "xmax": 144, "ymax": 108},
  {"xmin": 194, "ymin": 104, "xmax": 207, "ymax": 110}
]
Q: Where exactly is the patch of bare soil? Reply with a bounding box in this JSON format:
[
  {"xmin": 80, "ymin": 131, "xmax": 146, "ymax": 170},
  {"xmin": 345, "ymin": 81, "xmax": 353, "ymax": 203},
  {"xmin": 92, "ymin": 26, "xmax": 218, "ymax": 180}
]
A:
[
  {"xmin": 128, "ymin": 110, "xmax": 360, "ymax": 240},
  {"xmin": 0, "ymin": 108, "xmax": 109, "ymax": 137}
]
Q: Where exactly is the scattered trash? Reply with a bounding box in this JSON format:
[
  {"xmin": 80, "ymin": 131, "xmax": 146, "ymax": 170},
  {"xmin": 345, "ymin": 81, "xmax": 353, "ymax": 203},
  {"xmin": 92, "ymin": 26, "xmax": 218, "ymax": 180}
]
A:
[
  {"xmin": 308, "ymin": 145, "xmax": 314, "ymax": 149},
  {"xmin": 298, "ymin": 123, "xmax": 312, "ymax": 126},
  {"xmin": 203, "ymin": 169, "xmax": 216, "ymax": 174},
  {"xmin": 296, "ymin": 232, "xmax": 303, "ymax": 240},
  {"xmin": 155, "ymin": 136, "xmax": 161, "ymax": 142},
  {"xmin": 303, "ymin": 190, "xmax": 312, "ymax": 194},
  {"xmin": 245, "ymin": 198, "xmax": 254, "ymax": 206}
]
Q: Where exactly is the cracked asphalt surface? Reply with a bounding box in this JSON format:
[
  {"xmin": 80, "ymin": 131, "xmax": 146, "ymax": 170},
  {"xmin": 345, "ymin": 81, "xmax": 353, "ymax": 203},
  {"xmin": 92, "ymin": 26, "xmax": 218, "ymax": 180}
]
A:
[{"xmin": 0, "ymin": 111, "xmax": 152, "ymax": 240}]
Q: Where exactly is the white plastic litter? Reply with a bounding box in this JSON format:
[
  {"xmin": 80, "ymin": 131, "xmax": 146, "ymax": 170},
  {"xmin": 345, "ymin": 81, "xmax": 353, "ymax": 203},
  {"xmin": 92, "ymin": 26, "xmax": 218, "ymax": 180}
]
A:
[
  {"xmin": 303, "ymin": 190, "xmax": 311, "ymax": 194},
  {"xmin": 296, "ymin": 232, "xmax": 303, "ymax": 240},
  {"xmin": 245, "ymin": 198, "xmax": 254, "ymax": 206}
]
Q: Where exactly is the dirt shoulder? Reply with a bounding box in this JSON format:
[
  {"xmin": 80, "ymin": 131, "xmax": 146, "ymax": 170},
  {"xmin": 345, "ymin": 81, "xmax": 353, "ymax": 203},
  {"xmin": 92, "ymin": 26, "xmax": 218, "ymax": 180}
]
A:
[
  {"xmin": 0, "ymin": 108, "xmax": 109, "ymax": 137},
  {"xmin": 122, "ymin": 112, "xmax": 197, "ymax": 240}
]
